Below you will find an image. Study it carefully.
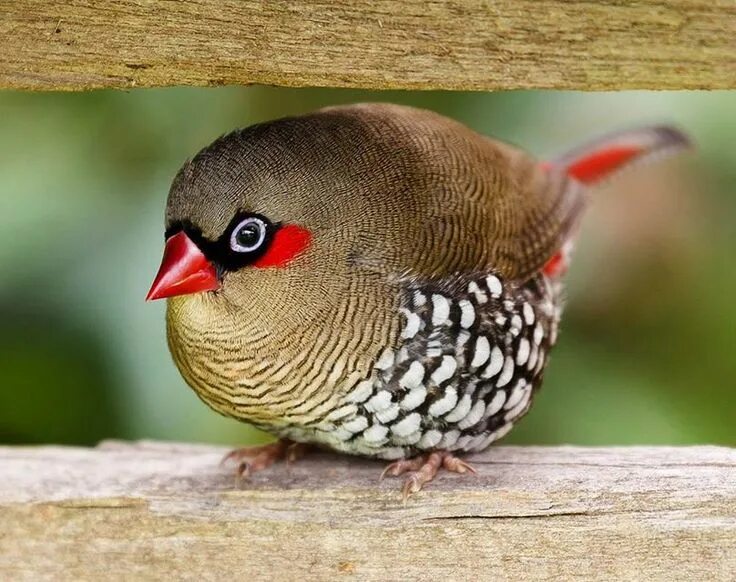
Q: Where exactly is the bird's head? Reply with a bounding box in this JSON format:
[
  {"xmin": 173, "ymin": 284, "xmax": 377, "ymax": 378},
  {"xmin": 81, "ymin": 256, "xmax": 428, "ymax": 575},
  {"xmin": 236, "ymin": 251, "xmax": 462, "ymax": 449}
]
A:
[
  {"xmin": 145, "ymin": 126, "xmax": 318, "ymax": 308},
  {"xmin": 146, "ymin": 105, "xmax": 436, "ymax": 331}
]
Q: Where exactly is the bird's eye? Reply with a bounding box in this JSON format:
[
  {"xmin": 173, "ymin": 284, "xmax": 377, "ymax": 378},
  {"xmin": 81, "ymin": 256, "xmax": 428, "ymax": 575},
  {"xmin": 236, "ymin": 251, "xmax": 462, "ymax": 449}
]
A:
[{"xmin": 230, "ymin": 217, "xmax": 267, "ymax": 253}]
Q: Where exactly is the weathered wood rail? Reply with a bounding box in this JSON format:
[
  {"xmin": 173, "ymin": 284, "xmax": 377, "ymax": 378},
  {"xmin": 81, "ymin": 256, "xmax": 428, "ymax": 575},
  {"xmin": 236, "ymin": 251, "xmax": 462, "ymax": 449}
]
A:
[
  {"xmin": 1, "ymin": 442, "xmax": 734, "ymax": 580},
  {"xmin": 0, "ymin": 1, "xmax": 734, "ymax": 91}
]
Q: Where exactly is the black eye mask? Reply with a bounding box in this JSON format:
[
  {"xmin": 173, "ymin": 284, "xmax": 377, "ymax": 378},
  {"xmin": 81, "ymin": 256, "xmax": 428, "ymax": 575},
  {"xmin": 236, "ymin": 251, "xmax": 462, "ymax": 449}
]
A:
[{"xmin": 165, "ymin": 212, "xmax": 281, "ymax": 272}]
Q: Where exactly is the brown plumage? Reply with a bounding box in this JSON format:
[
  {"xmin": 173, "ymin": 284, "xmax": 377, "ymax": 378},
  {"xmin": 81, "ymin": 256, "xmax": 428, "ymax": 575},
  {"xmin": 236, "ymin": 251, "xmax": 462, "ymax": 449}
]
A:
[{"xmin": 148, "ymin": 103, "xmax": 690, "ymax": 493}]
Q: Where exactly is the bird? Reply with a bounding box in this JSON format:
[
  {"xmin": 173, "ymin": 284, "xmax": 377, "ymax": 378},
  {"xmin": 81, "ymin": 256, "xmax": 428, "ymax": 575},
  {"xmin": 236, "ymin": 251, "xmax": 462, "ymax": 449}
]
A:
[{"xmin": 146, "ymin": 103, "xmax": 690, "ymax": 496}]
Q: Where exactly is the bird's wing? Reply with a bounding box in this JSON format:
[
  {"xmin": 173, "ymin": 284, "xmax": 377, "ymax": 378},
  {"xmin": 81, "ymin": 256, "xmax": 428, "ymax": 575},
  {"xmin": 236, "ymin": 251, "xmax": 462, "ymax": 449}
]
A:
[{"xmin": 331, "ymin": 105, "xmax": 691, "ymax": 284}]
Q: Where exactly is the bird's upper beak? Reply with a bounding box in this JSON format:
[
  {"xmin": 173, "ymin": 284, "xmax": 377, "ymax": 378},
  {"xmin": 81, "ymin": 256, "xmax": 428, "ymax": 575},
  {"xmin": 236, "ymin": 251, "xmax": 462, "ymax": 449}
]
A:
[{"xmin": 146, "ymin": 231, "xmax": 220, "ymax": 301}]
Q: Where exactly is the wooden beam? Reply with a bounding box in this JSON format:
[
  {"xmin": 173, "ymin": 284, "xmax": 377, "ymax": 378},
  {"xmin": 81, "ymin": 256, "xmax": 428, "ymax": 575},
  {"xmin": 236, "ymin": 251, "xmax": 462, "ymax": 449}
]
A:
[
  {"xmin": 0, "ymin": 1, "xmax": 733, "ymax": 91},
  {"xmin": 2, "ymin": 442, "xmax": 735, "ymax": 579}
]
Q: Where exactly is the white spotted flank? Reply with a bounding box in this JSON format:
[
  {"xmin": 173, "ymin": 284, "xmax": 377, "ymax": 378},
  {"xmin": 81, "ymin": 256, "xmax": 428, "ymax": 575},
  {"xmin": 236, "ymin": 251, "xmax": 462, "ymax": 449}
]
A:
[
  {"xmin": 527, "ymin": 343, "xmax": 538, "ymax": 371},
  {"xmin": 496, "ymin": 356, "xmax": 515, "ymax": 387},
  {"xmin": 523, "ymin": 302, "xmax": 535, "ymax": 325},
  {"xmin": 395, "ymin": 347, "xmax": 409, "ymax": 363},
  {"xmin": 342, "ymin": 415, "xmax": 369, "ymax": 433},
  {"xmin": 375, "ymin": 348, "xmax": 395, "ymax": 370},
  {"xmin": 486, "ymin": 275, "xmax": 503, "ymax": 297},
  {"xmin": 510, "ymin": 315, "xmax": 523, "ymax": 335},
  {"xmin": 364, "ymin": 390, "xmax": 392, "ymax": 413},
  {"xmin": 418, "ymin": 429, "xmax": 443, "ymax": 449},
  {"xmin": 362, "ymin": 423, "xmax": 389, "ymax": 444},
  {"xmin": 391, "ymin": 412, "xmax": 421, "ymax": 437},
  {"xmin": 438, "ymin": 429, "xmax": 460, "ymax": 448},
  {"xmin": 471, "ymin": 336, "xmax": 491, "ymax": 368},
  {"xmin": 431, "ymin": 355, "xmax": 457, "ymax": 386},
  {"xmin": 400, "ymin": 308, "xmax": 421, "ymax": 339},
  {"xmin": 456, "ymin": 330, "xmax": 471, "ymax": 348},
  {"xmin": 468, "ymin": 281, "xmax": 488, "ymax": 304},
  {"xmin": 431, "ymin": 294, "xmax": 451, "ymax": 326},
  {"xmin": 457, "ymin": 399, "xmax": 486, "ymax": 429},
  {"xmin": 459, "ymin": 299, "xmax": 475, "ymax": 328},
  {"xmin": 516, "ymin": 338, "xmax": 530, "ymax": 366},
  {"xmin": 374, "ymin": 403, "xmax": 400, "ymax": 424},
  {"xmin": 346, "ymin": 380, "xmax": 373, "ymax": 403},
  {"xmin": 399, "ymin": 361, "xmax": 425, "ymax": 389},
  {"xmin": 444, "ymin": 393, "xmax": 472, "ymax": 423},
  {"xmin": 428, "ymin": 386, "xmax": 458, "ymax": 416},
  {"xmin": 484, "ymin": 390, "xmax": 506, "ymax": 417},
  {"xmin": 505, "ymin": 387, "xmax": 532, "ymax": 422},
  {"xmin": 413, "ymin": 290, "xmax": 427, "ymax": 307},
  {"xmin": 534, "ymin": 323, "xmax": 544, "ymax": 345},
  {"xmin": 482, "ymin": 345, "xmax": 504, "ymax": 379},
  {"xmin": 331, "ymin": 427, "xmax": 353, "ymax": 441},
  {"xmin": 400, "ymin": 385, "xmax": 427, "ymax": 410},
  {"xmin": 504, "ymin": 379, "xmax": 528, "ymax": 410}
]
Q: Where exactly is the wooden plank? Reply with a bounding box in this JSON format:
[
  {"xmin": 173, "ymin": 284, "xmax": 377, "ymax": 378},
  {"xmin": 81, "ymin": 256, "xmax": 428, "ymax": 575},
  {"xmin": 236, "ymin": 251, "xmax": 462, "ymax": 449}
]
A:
[
  {"xmin": 1, "ymin": 442, "xmax": 735, "ymax": 580},
  {"xmin": 0, "ymin": 1, "xmax": 733, "ymax": 91}
]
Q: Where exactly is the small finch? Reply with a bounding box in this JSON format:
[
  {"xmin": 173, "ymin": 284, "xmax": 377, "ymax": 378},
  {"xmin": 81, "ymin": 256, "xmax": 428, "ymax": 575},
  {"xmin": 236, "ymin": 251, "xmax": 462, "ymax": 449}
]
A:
[{"xmin": 147, "ymin": 104, "xmax": 690, "ymax": 495}]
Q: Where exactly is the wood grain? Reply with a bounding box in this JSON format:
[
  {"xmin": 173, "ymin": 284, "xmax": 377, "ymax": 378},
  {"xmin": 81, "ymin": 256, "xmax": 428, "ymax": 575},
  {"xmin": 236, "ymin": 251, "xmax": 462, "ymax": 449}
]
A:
[
  {"xmin": 1, "ymin": 442, "xmax": 735, "ymax": 580},
  {"xmin": 0, "ymin": 1, "xmax": 733, "ymax": 91}
]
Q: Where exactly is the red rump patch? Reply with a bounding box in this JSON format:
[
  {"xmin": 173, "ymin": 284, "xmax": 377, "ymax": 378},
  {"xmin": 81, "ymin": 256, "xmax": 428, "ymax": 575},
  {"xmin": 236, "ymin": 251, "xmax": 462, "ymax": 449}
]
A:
[
  {"xmin": 566, "ymin": 145, "xmax": 642, "ymax": 184},
  {"xmin": 542, "ymin": 251, "xmax": 565, "ymax": 278},
  {"xmin": 252, "ymin": 224, "xmax": 312, "ymax": 268}
]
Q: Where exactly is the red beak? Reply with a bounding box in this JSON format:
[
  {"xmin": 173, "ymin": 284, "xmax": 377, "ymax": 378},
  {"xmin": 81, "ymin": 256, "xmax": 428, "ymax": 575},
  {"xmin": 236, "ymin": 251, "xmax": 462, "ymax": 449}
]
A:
[{"xmin": 146, "ymin": 231, "xmax": 220, "ymax": 301}]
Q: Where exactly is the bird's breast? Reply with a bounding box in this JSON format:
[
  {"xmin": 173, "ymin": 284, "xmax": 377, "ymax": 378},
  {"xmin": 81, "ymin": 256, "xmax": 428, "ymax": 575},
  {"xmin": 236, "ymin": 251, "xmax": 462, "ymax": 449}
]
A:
[{"xmin": 164, "ymin": 281, "xmax": 401, "ymax": 430}]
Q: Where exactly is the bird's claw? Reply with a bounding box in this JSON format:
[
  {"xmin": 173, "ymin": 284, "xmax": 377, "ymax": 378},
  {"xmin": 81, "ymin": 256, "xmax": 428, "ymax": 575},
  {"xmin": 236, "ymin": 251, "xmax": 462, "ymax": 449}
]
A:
[
  {"xmin": 381, "ymin": 451, "xmax": 477, "ymax": 500},
  {"xmin": 379, "ymin": 457, "xmax": 426, "ymax": 481},
  {"xmin": 237, "ymin": 461, "xmax": 251, "ymax": 480},
  {"xmin": 221, "ymin": 439, "xmax": 310, "ymax": 481},
  {"xmin": 443, "ymin": 455, "xmax": 477, "ymax": 475},
  {"xmin": 285, "ymin": 442, "xmax": 310, "ymax": 465}
]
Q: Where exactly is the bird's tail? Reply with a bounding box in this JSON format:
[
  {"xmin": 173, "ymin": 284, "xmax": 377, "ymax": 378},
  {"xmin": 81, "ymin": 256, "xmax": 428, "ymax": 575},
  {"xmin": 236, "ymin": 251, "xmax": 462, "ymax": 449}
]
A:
[{"xmin": 541, "ymin": 125, "xmax": 692, "ymax": 277}]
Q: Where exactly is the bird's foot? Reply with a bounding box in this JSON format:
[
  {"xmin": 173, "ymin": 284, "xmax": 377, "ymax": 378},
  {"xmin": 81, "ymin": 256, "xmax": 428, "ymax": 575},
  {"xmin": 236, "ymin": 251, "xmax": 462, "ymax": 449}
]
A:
[
  {"xmin": 380, "ymin": 451, "xmax": 477, "ymax": 500},
  {"xmin": 221, "ymin": 439, "xmax": 310, "ymax": 479}
]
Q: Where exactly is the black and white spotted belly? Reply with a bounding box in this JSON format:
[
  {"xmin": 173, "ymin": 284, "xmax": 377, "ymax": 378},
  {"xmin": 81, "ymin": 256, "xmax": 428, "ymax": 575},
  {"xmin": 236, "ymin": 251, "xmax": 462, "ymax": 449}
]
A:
[{"xmin": 280, "ymin": 272, "xmax": 562, "ymax": 460}]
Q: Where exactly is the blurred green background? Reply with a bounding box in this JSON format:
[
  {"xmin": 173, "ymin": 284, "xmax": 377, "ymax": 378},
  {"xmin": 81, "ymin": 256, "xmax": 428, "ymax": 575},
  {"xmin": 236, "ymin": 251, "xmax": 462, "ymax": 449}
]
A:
[{"xmin": 1, "ymin": 88, "xmax": 734, "ymax": 447}]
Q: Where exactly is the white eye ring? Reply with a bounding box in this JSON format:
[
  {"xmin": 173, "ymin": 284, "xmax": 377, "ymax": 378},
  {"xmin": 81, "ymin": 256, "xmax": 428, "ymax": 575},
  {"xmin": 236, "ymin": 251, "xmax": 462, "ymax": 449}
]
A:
[{"xmin": 230, "ymin": 216, "xmax": 267, "ymax": 253}]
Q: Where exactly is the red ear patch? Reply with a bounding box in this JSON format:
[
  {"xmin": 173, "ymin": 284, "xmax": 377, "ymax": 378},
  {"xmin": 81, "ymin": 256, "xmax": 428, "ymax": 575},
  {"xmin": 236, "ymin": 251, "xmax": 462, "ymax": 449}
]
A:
[
  {"xmin": 252, "ymin": 224, "xmax": 312, "ymax": 268},
  {"xmin": 566, "ymin": 145, "xmax": 641, "ymax": 184}
]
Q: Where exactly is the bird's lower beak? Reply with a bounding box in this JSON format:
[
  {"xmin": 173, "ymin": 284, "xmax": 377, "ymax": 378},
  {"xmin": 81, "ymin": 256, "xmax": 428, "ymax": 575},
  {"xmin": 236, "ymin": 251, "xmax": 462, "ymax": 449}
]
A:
[{"xmin": 146, "ymin": 231, "xmax": 220, "ymax": 301}]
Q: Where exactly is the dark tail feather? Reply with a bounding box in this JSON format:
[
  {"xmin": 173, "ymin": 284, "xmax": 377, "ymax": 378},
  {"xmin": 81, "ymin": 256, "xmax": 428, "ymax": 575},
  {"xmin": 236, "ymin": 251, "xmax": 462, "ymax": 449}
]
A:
[{"xmin": 540, "ymin": 125, "xmax": 692, "ymax": 277}]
